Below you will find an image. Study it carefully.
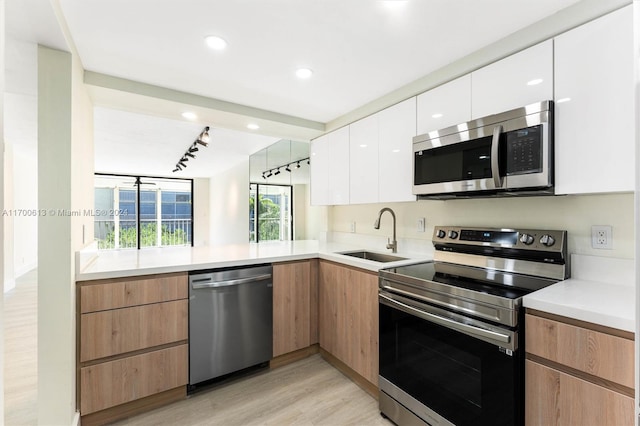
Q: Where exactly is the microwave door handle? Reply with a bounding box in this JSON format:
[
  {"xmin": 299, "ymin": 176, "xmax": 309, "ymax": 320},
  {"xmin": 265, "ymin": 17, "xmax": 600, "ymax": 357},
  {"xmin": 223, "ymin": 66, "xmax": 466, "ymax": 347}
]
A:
[{"xmin": 491, "ymin": 125, "xmax": 503, "ymax": 188}]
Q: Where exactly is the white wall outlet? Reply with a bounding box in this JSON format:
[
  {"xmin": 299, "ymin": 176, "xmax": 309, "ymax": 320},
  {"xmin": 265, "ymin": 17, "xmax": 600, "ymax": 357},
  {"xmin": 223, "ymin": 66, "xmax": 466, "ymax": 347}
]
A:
[
  {"xmin": 350, "ymin": 221, "xmax": 356, "ymax": 233},
  {"xmin": 591, "ymin": 225, "xmax": 613, "ymax": 249},
  {"xmin": 417, "ymin": 217, "xmax": 426, "ymax": 232}
]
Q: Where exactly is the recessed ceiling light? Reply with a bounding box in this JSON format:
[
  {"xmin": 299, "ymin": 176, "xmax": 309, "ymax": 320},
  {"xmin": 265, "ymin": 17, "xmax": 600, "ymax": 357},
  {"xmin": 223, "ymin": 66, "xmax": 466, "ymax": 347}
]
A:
[
  {"xmin": 247, "ymin": 123, "xmax": 260, "ymax": 130},
  {"xmin": 527, "ymin": 78, "xmax": 543, "ymax": 86},
  {"xmin": 182, "ymin": 112, "xmax": 197, "ymax": 120},
  {"xmin": 392, "ymin": 149, "xmax": 400, "ymax": 153},
  {"xmin": 205, "ymin": 35, "xmax": 227, "ymax": 50},
  {"xmin": 359, "ymin": 144, "xmax": 368, "ymax": 148},
  {"xmin": 296, "ymin": 68, "xmax": 313, "ymax": 79},
  {"xmin": 432, "ymin": 113, "xmax": 443, "ymax": 119}
]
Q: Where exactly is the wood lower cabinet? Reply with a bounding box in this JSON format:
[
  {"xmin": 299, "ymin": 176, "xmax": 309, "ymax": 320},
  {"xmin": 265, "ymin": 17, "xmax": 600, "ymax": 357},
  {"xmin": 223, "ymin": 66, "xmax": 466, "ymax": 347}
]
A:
[
  {"xmin": 272, "ymin": 260, "xmax": 318, "ymax": 357},
  {"xmin": 525, "ymin": 310, "xmax": 634, "ymax": 426},
  {"xmin": 77, "ymin": 272, "xmax": 188, "ymax": 425},
  {"xmin": 318, "ymin": 260, "xmax": 378, "ymax": 387}
]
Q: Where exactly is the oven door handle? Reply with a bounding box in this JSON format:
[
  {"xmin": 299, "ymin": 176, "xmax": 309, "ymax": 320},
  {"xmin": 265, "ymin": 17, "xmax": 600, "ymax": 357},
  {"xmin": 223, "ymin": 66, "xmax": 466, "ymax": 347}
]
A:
[
  {"xmin": 379, "ymin": 293, "xmax": 511, "ymax": 345},
  {"xmin": 491, "ymin": 125, "xmax": 503, "ymax": 189}
]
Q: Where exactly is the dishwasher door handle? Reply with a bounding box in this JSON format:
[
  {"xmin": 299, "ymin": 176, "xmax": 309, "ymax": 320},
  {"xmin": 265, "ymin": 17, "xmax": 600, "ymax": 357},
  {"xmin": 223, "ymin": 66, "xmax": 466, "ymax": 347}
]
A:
[{"xmin": 191, "ymin": 273, "xmax": 272, "ymax": 289}]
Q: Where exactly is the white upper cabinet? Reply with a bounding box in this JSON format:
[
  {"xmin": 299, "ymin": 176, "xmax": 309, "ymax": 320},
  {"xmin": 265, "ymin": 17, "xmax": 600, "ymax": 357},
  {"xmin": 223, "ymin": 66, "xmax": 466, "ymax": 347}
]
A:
[
  {"xmin": 378, "ymin": 98, "xmax": 417, "ymax": 202},
  {"xmin": 310, "ymin": 126, "xmax": 350, "ymax": 206},
  {"xmin": 471, "ymin": 40, "xmax": 553, "ymax": 119},
  {"xmin": 309, "ymin": 134, "xmax": 330, "ymax": 206},
  {"xmin": 554, "ymin": 6, "xmax": 634, "ymax": 194},
  {"xmin": 349, "ymin": 114, "xmax": 379, "ymax": 204},
  {"xmin": 417, "ymin": 75, "xmax": 471, "ymax": 135},
  {"xmin": 328, "ymin": 126, "xmax": 351, "ymax": 205}
]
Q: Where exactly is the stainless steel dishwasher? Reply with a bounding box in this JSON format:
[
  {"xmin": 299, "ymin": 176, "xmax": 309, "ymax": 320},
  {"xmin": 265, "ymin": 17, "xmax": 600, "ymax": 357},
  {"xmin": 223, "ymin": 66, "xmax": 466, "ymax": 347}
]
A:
[{"xmin": 188, "ymin": 264, "xmax": 273, "ymax": 387}]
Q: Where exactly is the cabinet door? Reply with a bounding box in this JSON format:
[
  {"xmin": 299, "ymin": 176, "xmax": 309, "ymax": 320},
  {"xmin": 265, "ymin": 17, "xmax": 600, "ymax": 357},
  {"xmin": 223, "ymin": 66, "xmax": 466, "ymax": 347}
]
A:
[
  {"xmin": 272, "ymin": 261, "xmax": 311, "ymax": 357},
  {"xmin": 328, "ymin": 126, "xmax": 350, "ymax": 205},
  {"xmin": 554, "ymin": 6, "xmax": 634, "ymax": 194},
  {"xmin": 417, "ymin": 75, "xmax": 471, "ymax": 134},
  {"xmin": 378, "ymin": 98, "xmax": 417, "ymax": 202},
  {"xmin": 349, "ymin": 114, "xmax": 379, "ymax": 204},
  {"xmin": 80, "ymin": 344, "xmax": 188, "ymax": 415},
  {"xmin": 471, "ymin": 40, "xmax": 553, "ymax": 119},
  {"xmin": 318, "ymin": 261, "xmax": 378, "ymax": 386},
  {"xmin": 310, "ymin": 134, "xmax": 330, "ymax": 206},
  {"xmin": 80, "ymin": 300, "xmax": 188, "ymax": 362},
  {"xmin": 525, "ymin": 360, "xmax": 634, "ymax": 426}
]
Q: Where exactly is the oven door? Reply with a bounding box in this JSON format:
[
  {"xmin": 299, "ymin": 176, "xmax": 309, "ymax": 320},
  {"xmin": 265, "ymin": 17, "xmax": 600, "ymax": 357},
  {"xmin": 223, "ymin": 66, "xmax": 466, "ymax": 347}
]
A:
[{"xmin": 379, "ymin": 291, "xmax": 522, "ymax": 426}]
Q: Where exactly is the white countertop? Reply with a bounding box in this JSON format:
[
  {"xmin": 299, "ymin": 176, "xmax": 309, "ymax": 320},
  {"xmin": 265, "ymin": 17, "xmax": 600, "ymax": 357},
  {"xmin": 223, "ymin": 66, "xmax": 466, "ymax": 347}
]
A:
[
  {"xmin": 76, "ymin": 240, "xmax": 429, "ymax": 281},
  {"xmin": 77, "ymin": 244, "xmax": 635, "ymax": 333},
  {"xmin": 523, "ymin": 254, "xmax": 635, "ymax": 332}
]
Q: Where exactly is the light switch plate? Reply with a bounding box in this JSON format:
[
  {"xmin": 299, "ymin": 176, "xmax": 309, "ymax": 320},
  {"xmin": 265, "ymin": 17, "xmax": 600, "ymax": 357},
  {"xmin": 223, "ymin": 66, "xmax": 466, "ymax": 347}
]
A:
[
  {"xmin": 417, "ymin": 218, "xmax": 425, "ymax": 233},
  {"xmin": 350, "ymin": 221, "xmax": 356, "ymax": 233}
]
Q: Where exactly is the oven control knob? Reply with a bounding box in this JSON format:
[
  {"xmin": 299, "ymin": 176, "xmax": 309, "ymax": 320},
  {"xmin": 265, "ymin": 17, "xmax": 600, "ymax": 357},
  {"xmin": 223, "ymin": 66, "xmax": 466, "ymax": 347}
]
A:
[
  {"xmin": 539, "ymin": 234, "xmax": 555, "ymax": 247},
  {"xmin": 448, "ymin": 230, "xmax": 459, "ymax": 239},
  {"xmin": 436, "ymin": 229, "xmax": 446, "ymax": 239},
  {"xmin": 519, "ymin": 233, "xmax": 534, "ymax": 245}
]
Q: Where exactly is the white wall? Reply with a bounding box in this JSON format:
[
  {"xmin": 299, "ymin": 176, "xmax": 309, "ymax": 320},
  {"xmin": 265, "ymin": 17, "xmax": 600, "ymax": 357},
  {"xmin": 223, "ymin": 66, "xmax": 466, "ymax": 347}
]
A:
[
  {"xmin": 193, "ymin": 178, "xmax": 210, "ymax": 246},
  {"xmin": 11, "ymin": 145, "xmax": 37, "ymax": 277},
  {"xmin": 329, "ymin": 193, "xmax": 635, "ymax": 260},
  {"xmin": 37, "ymin": 43, "xmax": 93, "ymax": 425},
  {"xmin": 209, "ymin": 160, "xmax": 250, "ymax": 245},
  {"xmin": 3, "ymin": 141, "xmax": 14, "ymax": 292}
]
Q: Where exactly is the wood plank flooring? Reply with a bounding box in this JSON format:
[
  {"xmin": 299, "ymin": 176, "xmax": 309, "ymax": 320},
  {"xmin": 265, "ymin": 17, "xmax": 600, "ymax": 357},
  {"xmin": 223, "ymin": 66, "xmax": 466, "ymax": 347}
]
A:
[
  {"xmin": 3, "ymin": 269, "xmax": 392, "ymax": 426},
  {"xmin": 112, "ymin": 355, "xmax": 392, "ymax": 426},
  {"xmin": 4, "ymin": 269, "xmax": 38, "ymax": 426}
]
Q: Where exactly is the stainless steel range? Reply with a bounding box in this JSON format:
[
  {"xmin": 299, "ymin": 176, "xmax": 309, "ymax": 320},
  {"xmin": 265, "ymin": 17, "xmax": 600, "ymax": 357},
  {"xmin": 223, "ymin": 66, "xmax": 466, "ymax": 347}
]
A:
[{"xmin": 378, "ymin": 226, "xmax": 569, "ymax": 426}]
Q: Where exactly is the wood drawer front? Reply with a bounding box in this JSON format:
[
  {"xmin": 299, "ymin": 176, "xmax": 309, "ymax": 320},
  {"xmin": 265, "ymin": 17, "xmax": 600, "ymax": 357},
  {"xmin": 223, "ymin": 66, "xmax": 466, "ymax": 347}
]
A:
[
  {"xmin": 80, "ymin": 273, "xmax": 187, "ymax": 313},
  {"xmin": 80, "ymin": 300, "xmax": 188, "ymax": 362},
  {"xmin": 80, "ymin": 344, "xmax": 188, "ymax": 415},
  {"xmin": 525, "ymin": 360, "xmax": 634, "ymax": 426},
  {"xmin": 525, "ymin": 314, "xmax": 634, "ymax": 389}
]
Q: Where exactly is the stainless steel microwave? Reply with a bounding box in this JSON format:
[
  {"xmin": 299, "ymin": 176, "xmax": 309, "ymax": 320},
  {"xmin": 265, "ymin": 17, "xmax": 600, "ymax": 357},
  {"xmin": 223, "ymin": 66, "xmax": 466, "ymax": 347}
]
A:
[{"xmin": 413, "ymin": 101, "xmax": 553, "ymax": 199}]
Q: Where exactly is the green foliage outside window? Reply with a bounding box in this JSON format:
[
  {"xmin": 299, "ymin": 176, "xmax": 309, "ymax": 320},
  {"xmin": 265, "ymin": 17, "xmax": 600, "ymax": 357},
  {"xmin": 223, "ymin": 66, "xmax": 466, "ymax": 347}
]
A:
[
  {"xmin": 97, "ymin": 222, "xmax": 189, "ymax": 249},
  {"xmin": 250, "ymin": 195, "xmax": 281, "ymax": 241}
]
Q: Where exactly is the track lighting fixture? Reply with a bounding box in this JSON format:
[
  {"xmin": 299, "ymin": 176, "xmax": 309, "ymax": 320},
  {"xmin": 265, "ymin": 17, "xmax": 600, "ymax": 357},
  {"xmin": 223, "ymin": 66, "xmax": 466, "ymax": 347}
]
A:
[
  {"xmin": 260, "ymin": 157, "xmax": 310, "ymax": 179},
  {"xmin": 173, "ymin": 126, "xmax": 211, "ymax": 172}
]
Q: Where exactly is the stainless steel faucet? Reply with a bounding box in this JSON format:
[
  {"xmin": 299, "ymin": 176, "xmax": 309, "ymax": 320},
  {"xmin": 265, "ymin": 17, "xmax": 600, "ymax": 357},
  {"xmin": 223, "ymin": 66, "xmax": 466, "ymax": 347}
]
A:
[{"xmin": 374, "ymin": 207, "xmax": 397, "ymax": 253}]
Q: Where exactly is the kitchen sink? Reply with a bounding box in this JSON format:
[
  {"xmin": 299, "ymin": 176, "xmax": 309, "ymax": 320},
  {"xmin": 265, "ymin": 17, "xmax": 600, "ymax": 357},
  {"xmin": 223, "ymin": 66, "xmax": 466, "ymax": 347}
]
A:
[{"xmin": 338, "ymin": 250, "xmax": 408, "ymax": 263}]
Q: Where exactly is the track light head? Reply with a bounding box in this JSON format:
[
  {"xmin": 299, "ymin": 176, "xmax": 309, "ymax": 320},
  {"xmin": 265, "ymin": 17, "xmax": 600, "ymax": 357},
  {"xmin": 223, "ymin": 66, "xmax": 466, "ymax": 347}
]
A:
[
  {"xmin": 173, "ymin": 167, "xmax": 180, "ymax": 173},
  {"xmin": 274, "ymin": 168, "xmax": 281, "ymax": 175},
  {"xmin": 307, "ymin": 159, "xmax": 310, "ymax": 165},
  {"xmin": 285, "ymin": 165, "xmax": 291, "ymax": 172},
  {"xmin": 181, "ymin": 156, "xmax": 189, "ymax": 162},
  {"xmin": 185, "ymin": 152, "xmax": 196, "ymax": 158},
  {"xmin": 266, "ymin": 170, "xmax": 273, "ymax": 178},
  {"xmin": 189, "ymin": 145, "xmax": 199, "ymax": 153},
  {"xmin": 262, "ymin": 173, "xmax": 266, "ymax": 179},
  {"xmin": 198, "ymin": 126, "xmax": 210, "ymax": 144},
  {"xmin": 178, "ymin": 161, "xmax": 187, "ymax": 168},
  {"xmin": 175, "ymin": 164, "xmax": 183, "ymax": 171},
  {"xmin": 296, "ymin": 161, "xmax": 301, "ymax": 169}
]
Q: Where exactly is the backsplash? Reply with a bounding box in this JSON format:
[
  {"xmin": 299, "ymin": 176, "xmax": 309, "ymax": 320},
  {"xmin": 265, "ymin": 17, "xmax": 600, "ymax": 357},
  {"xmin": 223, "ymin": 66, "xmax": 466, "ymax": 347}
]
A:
[{"xmin": 328, "ymin": 192, "xmax": 634, "ymax": 259}]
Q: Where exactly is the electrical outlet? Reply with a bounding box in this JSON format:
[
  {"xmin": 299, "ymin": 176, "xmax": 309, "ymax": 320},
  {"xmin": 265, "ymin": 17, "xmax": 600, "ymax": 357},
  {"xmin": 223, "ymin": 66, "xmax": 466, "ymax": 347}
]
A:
[
  {"xmin": 417, "ymin": 217, "xmax": 426, "ymax": 232},
  {"xmin": 591, "ymin": 225, "xmax": 612, "ymax": 249},
  {"xmin": 350, "ymin": 221, "xmax": 356, "ymax": 233}
]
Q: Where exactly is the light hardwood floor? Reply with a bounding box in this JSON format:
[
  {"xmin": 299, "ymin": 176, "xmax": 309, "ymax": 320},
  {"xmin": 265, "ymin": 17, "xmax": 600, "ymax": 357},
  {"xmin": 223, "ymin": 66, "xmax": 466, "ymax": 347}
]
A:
[
  {"xmin": 4, "ymin": 269, "xmax": 38, "ymax": 426},
  {"xmin": 3, "ymin": 270, "xmax": 390, "ymax": 426},
  {"xmin": 112, "ymin": 355, "xmax": 392, "ymax": 426}
]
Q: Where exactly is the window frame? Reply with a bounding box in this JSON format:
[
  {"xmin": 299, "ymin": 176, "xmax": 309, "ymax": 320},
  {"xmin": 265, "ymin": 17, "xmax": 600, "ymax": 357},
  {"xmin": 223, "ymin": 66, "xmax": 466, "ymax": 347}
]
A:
[
  {"xmin": 95, "ymin": 172, "xmax": 194, "ymax": 249},
  {"xmin": 249, "ymin": 183, "xmax": 294, "ymax": 243}
]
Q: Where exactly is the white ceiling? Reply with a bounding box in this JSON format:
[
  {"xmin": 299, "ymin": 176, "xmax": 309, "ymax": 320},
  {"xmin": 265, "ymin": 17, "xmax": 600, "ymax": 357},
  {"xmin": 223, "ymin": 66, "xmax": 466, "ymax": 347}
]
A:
[{"xmin": 7, "ymin": 0, "xmax": 586, "ymax": 179}]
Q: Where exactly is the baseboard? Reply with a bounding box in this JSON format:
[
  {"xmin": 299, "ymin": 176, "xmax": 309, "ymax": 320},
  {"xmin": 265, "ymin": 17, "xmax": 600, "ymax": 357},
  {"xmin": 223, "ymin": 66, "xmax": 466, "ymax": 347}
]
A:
[
  {"xmin": 319, "ymin": 347, "xmax": 379, "ymax": 399},
  {"xmin": 71, "ymin": 411, "xmax": 80, "ymax": 426},
  {"xmin": 270, "ymin": 344, "xmax": 319, "ymax": 369}
]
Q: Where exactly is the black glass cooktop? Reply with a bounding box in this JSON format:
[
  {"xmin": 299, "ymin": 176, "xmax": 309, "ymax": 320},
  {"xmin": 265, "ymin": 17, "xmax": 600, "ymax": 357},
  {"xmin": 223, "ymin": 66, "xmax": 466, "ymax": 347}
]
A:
[{"xmin": 383, "ymin": 261, "xmax": 558, "ymax": 300}]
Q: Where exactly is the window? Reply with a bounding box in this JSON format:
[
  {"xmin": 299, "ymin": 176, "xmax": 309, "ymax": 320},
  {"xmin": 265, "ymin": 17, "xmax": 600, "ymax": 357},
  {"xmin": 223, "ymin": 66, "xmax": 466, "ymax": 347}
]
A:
[
  {"xmin": 249, "ymin": 184, "xmax": 292, "ymax": 242},
  {"xmin": 94, "ymin": 174, "xmax": 193, "ymax": 249}
]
